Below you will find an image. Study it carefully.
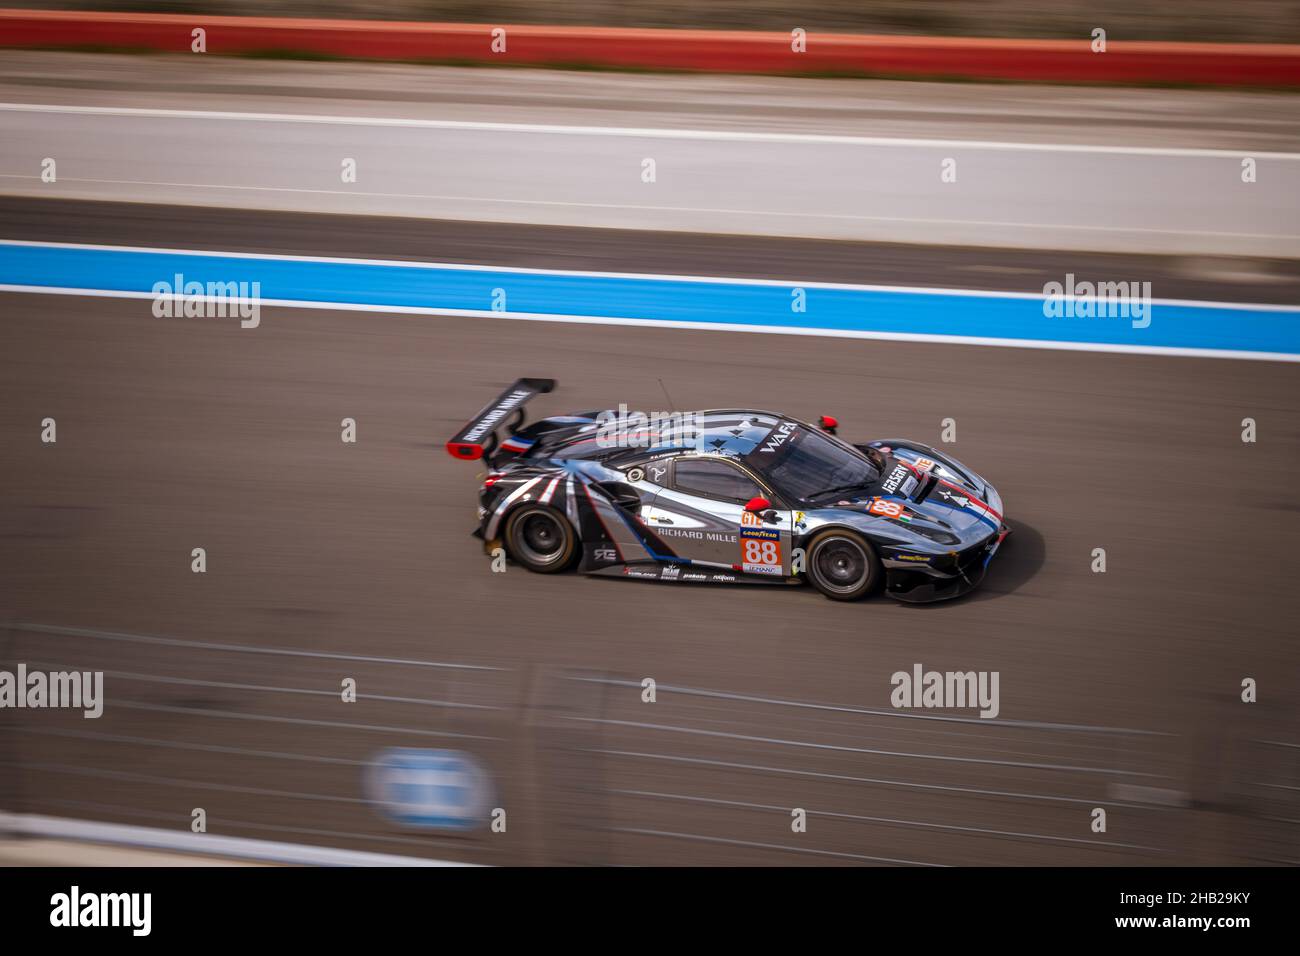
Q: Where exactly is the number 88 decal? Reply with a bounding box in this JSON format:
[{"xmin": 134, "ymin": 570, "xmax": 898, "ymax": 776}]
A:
[
  {"xmin": 743, "ymin": 538, "xmax": 780, "ymax": 565},
  {"xmin": 869, "ymin": 498, "xmax": 904, "ymax": 518}
]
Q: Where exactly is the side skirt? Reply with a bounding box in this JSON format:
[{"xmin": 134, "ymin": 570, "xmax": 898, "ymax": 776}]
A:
[{"xmin": 586, "ymin": 563, "xmax": 801, "ymax": 586}]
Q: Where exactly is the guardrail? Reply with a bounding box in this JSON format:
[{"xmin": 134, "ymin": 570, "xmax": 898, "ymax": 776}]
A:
[{"xmin": 1, "ymin": 10, "xmax": 1298, "ymax": 86}]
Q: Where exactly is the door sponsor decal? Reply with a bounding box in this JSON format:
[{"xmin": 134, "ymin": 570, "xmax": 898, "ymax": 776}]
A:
[{"xmin": 740, "ymin": 526, "xmax": 782, "ymax": 575}]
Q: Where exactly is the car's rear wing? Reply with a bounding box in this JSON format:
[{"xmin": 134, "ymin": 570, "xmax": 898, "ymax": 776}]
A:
[{"xmin": 445, "ymin": 377, "xmax": 556, "ymax": 461}]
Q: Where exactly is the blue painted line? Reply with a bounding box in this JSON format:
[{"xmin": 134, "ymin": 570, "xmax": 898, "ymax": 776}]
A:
[{"xmin": 2, "ymin": 242, "xmax": 1298, "ymax": 356}]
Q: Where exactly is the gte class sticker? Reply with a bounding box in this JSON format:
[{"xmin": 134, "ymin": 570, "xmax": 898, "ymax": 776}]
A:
[{"xmin": 912, "ymin": 457, "xmax": 936, "ymax": 473}]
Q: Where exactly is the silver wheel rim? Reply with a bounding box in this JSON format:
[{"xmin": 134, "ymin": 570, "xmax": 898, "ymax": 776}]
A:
[
  {"xmin": 513, "ymin": 509, "xmax": 568, "ymax": 566},
  {"xmin": 813, "ymin": 536, "xmax": 869, "ymax": 595}
]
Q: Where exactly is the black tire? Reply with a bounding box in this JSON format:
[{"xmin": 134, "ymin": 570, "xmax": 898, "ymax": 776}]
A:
[
  {"xmin": 504, "ymin": 504, "xmax": 579, "ymax": 573},
  {"xmin": 804, "ymin": 529, "xmax": 881, "ymax": 601}
]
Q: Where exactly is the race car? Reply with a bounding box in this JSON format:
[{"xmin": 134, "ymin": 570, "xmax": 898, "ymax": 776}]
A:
[{"xmin": 446, "ymin": 378, "xmax": 1008, "ymax": 602}]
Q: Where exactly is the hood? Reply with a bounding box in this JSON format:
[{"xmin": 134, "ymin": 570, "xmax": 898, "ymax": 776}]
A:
[{"xmin": 822, "ymin": 451, "xmax": 1004, "ymax": 543}]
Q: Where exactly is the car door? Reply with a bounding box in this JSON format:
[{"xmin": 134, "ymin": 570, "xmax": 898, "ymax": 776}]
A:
[
  {"xmin": 645, "ymin": 456, "xmax": 793, "ymax": 576},
  {"xmin": 633, "ymin": 457, "xmax": 674, "ymax": 527}
]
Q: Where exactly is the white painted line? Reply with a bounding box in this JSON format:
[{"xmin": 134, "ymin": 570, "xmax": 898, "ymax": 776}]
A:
[
  {"xmin": 24, "ymin": 758, "xmax": 370, "ymax": 806},
  {"xmin": 23, "ymin": 725, "xmax": 370, "ymax": 768},
  {"xmin": 88, "ymin": 699, "xmax": 497, "ymax": 740},
  {"xmin": 617, "ymin": 789, "xmax": 1162, "ymax": 851},
  {"xmin": 3, "ymin": 102, "xmax": 1298, "ymax": 159},
  {"xmin": 0, "ymin": 812, "xmax": 479, "ymax": 867},
  {"xmin": 13, "ymin": 620, "xmax": 503, "ymax": 671},
  {"xmin": 612, "ymin": 827, "xmax": 944, "ymax": 866},
  {"xmin": 21, "ymin": 657, "xmax": 497, "ymax": 710},
  {"xmin": 568, "ymin": 676, "xmax": 1175, "ymax": 735},
  {"xmin": 563, "ymin": 716, "xmax": 1165, "ymax": 775},
  {"xmin": 2, "ymin": 284, "xmax": 1297, "ymax": 362},
  {"xmin": 3, "ymin": 238, "xmax": 1296, "ymax": 310},
  {"xmin": 595, "ymin": 748, "xmax": 1168, "ymax": 809}
]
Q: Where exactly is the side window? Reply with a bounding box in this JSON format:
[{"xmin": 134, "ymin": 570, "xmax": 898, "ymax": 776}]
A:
[{"xmin": 673, "ymin": 459, "xmax": 763, "ymax": 503}]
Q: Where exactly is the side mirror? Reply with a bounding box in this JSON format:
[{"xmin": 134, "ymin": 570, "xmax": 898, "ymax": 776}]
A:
[
  {"xmin": 744, "ymin": 496, "xmax": 772, "ymax": 513},
  {"xmin": 817, "ymin": 415, "xmax": 839, "ymax": 435}
]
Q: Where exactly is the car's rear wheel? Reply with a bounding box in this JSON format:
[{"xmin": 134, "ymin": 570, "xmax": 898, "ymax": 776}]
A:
[
  {"xmin": 804, "ymin": 529, "xmax": 881, "ymax": 601},
  {"xmin": 504, "ymin": 504, "xmax": 578, "ymax": 573}
]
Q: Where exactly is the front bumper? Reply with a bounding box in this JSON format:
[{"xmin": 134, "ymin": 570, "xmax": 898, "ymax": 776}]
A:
[{"xmin": 885, "ymin": 524, "xmax": 1010, "ymax": 603}]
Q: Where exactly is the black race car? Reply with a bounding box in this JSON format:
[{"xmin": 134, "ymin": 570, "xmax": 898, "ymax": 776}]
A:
[{"xmin": 447, "ymin": 379, "xmax": 1008, "ymax": 602}]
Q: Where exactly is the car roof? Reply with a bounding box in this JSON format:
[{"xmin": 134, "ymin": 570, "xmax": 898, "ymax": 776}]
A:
[
  {"xmin": 517, "ymin": 409, "xmax": 813, "ymax": 468},
  {"xmin": 669, "ymin": 410, "xmax": 784, "ymax": 457},
  {"xmin": 547, "ymin": 409, "xmax": 784, "ymax": 457}
]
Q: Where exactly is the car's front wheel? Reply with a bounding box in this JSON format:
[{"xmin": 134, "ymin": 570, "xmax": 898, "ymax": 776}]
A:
[
  {"xmin": 504, "ymin": 504, "xmax": 579, "ymax": 573},
  {"xmin": 804, "ymin": 529, "xmax": 881, "ymax": 601}
]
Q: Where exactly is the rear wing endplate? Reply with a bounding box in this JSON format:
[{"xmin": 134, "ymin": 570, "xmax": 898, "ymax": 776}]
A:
[{"xmin": 445, "ymin": 377, "xmax": 556, "ymax": 461}]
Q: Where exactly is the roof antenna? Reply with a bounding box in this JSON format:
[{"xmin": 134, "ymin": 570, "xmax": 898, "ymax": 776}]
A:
[{"xmin": 657, "ymin": 378, "xmax": 677, "ymax": 412}]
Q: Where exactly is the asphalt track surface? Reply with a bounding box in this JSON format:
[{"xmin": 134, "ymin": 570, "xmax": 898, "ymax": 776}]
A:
[
  {"xmin": 1, "ymin": 56, "xmax": 1297, "ymax": 867},
  {"xmin": 2, "ymin": 282, "xmax": 1297, "ymax": 865},
  {"xmin": 6, "ymin": 196, "xmax": 1300, "ymax": 306},
  {"xmin": 3, "ymin": 53, "xmax": 1300, "ymax": 255}
]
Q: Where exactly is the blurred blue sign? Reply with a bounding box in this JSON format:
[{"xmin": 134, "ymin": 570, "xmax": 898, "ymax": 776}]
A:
[{"xmin": 366, "ymin": 748, "xmax": 494, "ymax": 831}]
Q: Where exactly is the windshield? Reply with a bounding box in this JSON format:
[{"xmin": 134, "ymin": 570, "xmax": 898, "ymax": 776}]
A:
[{"xmin": 748, "ymin": 425, "xmax": 879, "ymax": 503}]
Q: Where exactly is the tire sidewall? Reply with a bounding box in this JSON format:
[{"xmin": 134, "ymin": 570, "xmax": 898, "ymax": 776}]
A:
[
  {"xmin": 505, "ymin": 504, "xmax": 578, "ymax": 573},
  {"xmin": 804, "ymin": 528, "xmax": 881, "ymax": 601}
]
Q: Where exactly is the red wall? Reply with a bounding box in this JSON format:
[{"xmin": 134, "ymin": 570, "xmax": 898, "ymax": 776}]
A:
[{"xmin": 2, "ymin": 10, "xmax": 1297, "ymax": 86}]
